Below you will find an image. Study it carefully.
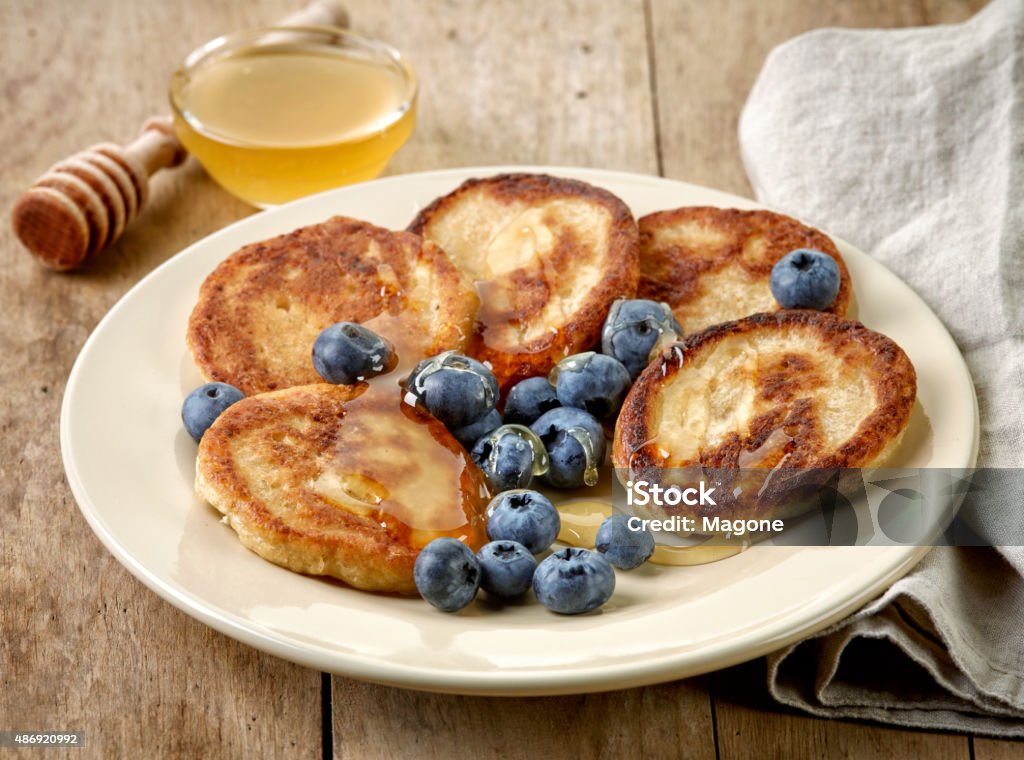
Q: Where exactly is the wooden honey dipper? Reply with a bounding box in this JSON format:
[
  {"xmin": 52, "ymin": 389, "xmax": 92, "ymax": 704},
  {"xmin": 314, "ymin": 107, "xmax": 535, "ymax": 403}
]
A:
[{"xmin": 12, "ymin": 1, "xmax": 349, "ymax": 271}]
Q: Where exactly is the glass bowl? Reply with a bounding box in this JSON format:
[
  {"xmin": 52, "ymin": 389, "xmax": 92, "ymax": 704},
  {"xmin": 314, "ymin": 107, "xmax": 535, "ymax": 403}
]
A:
[{"xmin": 170, "ymin": 26, "xmax": 417, "ymax": 208}]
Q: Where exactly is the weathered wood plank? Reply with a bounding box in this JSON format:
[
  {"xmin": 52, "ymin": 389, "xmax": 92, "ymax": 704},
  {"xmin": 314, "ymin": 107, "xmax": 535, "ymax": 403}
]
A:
[
  {"xmin": 974, "ymin": 737, "xmax": 1024, "ymax": 760},
  {"xmin": 360, "ymin": 0, "xmax": 660, "ymax": 177},
  {"xmin": 333, "ymin": 679, "xmax": 716, "ymax": 760}
]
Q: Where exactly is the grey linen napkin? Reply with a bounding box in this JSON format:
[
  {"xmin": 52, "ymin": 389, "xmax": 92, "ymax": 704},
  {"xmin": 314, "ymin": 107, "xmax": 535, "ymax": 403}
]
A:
[{"xmin": 738, "ymin": 0, "xmax": 1024, "ymax": 737}]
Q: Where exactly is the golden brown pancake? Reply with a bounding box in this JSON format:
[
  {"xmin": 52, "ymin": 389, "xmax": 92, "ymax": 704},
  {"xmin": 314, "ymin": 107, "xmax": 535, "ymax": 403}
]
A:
[
  {"xmin": 638, "ymin": 207, "xmax": 852, "ymax": 335},
  {"xmin": 613, "ymin": 311, "xmax": 916, "ymax": 522},
  {"xmin": 195, "ymin": 383, "xmax": 491, "ymax": 595},
  {"xmin": 408, "ymin": 173, "xmax": 639, "ymax": 392},
  {"xmin": 188, "ymin": 216, "xmax": 477, "ymax": 395}
]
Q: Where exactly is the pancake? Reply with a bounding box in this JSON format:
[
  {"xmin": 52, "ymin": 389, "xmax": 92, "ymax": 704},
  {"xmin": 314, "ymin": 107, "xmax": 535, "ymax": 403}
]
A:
[
  {"xmin": 637, "ymin": 207, "xmax": 853, "ymax": 335},
  {"xmin": 187, "ymin": 216, "xmax": 477, "ymax": 396},
  {"xmin": 613, "ymin": 311, "xmax": 916, "ymax": 522},
  {"xmin": 408, "ymin": 173, "xmax": 639, "ymax": 392},
  {"xmin": 195, "ymin": 383, "xmax": 491, "ymax": 595}
]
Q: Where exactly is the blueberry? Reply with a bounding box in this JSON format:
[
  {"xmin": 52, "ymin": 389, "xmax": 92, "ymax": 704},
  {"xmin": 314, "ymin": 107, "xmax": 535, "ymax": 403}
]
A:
[
  {"xmin": 413, "ymin": 538, "xmax": 481, "ymax": 612},
  {"xmin": 530, "ymin": 407, "xmax": 605, "ymax": 488},
  {"xmin": 533, "ymin": 548, "xmax": 616, "ymax": 614},
  {"xmin": 476, "ymin": 540, "xmax": 537, "ymax": 599},
  {"xmin": 452, "ymin": 408, "xmax": 503, "ymax": 449},
  {"xmin": 404, "ymin": 352, "xmax": 499, "ymax": 430},
  {"xmin": 550, "ymin": 352, "xmax": 631, "ymax": 419},
  {"xmin": 769, "ymin": 249, "xmax": 841, "ymax": 310},
  {"xmin": 595, "ymin": 514, "xmax": 655, "ymax": 569},
  {"xmin": 312, "ymin": 322, "xmax": 395, "ymax": 384},
  {"xmin": 472, "ymin": 425, "xmax": 549, "ymax": 492},
  {"xmin": 486, "ymin": 489, "xmax": 561, "ymax": 554},
  {"xmin": 601, "ymin": 299, "xmax": 683, "ymax": 379},
  {"xmin": 182, "ymin": 382, "xmax": 244, "ymax": 442},
  {"xmin": 504, "ymin": 377, "xmax": 561, "ymax": 425}
]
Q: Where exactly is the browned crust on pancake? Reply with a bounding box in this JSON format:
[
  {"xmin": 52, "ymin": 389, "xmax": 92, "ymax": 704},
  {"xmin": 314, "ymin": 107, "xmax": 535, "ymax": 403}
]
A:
[
  {"xmin": 409, "ymin": 173, "xmax": 639, "ymax": 392},
  {"xmin": 637, "ymin": 207, "xmax": 852, "ymax": 333},
  {"xmin": 187, "ymin": 216, "xmax": 477, "ymax": 396},
  {"xmin": 613, "ymin": 310, "xmax": 916, "ymax": 479},
  {"xmin": 195, "ymin": 383, "xmax": 490, "ymax": 595}
]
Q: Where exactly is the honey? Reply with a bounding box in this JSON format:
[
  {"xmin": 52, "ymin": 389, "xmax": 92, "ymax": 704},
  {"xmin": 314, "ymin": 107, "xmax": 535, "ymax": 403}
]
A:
[
  {"xmin": 171, "ymin": 27, "xmax": 416, "ymax": 207},
  {"xmin": 310, "ymin": 388, "xmax": 490, "ymax": 550},
  {"xmin": 309, "ymin": 308, "xmax": 490, "ymax": 552}
]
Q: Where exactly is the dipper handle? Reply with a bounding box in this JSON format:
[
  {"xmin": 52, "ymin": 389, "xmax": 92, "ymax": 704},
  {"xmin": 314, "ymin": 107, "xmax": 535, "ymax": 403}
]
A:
[
  {"xmin": 11, "ymin": 1, "xmax": 349, "ymax": 270},
  {"xmin": 12, "ymin": 118, "xmax": 186, "ymax": 269}
]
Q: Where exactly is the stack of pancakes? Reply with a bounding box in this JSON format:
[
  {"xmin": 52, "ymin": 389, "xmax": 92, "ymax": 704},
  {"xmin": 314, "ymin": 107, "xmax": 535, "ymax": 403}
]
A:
[{"xmin": 186, "ymin": 173, "xmax": 916, "ymax": 593}]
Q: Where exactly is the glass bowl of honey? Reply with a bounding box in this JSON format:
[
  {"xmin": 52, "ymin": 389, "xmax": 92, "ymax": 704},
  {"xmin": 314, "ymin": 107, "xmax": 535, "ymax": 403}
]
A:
[{"xmin": 170, "ymin": 26, "xmax": 417, "ymax": 207}]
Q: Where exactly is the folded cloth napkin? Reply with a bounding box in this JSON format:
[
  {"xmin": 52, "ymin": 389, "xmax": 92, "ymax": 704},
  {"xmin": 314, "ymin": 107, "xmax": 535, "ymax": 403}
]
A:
[{"xmin": 738, "ymin": 0, "xmax": 1024, "ymax": 737}]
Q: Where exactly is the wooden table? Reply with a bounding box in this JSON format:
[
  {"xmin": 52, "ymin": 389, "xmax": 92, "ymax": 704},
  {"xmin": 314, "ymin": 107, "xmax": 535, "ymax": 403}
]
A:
[{"xmin": 3, "ymin": 0, "xmax": 1017, "ymax": 757}]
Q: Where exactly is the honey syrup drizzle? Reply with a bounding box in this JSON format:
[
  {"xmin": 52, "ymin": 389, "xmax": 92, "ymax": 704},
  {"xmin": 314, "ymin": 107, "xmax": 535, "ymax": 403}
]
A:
[{"xmin": 307, "ymin": 297, "xmax": 489, "ymax": 551}]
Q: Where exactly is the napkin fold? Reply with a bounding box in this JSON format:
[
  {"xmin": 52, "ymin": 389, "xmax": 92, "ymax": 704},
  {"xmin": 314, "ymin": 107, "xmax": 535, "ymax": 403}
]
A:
[{"xmin": 738, "ymin": 0, "xmax": 1024, "ymax": 737}]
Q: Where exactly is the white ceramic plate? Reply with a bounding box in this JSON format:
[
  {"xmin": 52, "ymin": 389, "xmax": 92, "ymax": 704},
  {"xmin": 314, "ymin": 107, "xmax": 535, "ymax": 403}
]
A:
[{"xmin": 61, "ymin": 167, "xmax": 978, "ymax": 696}]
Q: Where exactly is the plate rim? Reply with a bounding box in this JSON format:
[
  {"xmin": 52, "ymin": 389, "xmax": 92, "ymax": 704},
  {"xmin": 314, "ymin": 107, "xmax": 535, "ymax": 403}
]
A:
[{"xmin": 60, "ymin": 164, "xmax": 980, "ymax": 695}]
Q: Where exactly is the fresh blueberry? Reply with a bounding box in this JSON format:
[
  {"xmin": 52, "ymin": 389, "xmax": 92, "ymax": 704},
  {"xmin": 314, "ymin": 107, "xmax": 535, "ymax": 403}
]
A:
[
  {"xmin": 404, "ymin": 352, "xmax": 499, "ymax": 430},
  {"xmin": 472, "ymin": 425, "xmax": 549, "ymax": 492},
  {"xmin": 533, "ymin": 548, "xmax": 616, "ymax": 614},
  {"xmin": 312, "ymin": 322, "xmax": 395, "ymax": 384},
  {"xmin": 476, "ymin": 540, "xmax": 537, "ymax": 599},
  {"xmin": 550, "ymin": 352, "xmax": 631, "ymax": 419},
  {"xmin": 601, "ymin": 299, "xmax": 683, "ymax": 379},
  {"xmin": 530, "ymin": 407, "xmax": 605, "ymax": 488},
  {"xmin": 595, "ymin": 514, "xmax": 656, "ymax": 570},
  {"xmin": 413, "ymin": 537, "xmax": 481, "ymax": 612},
  {"xmin": 452, "ymin": 408, "xmax": 503, "ymax": 449},
  {"xmin": 182, "ymin": 382, "xmax": 244, "ymax": 442},
  {"xmin": 769, "ymin": 249, "xmax": 841, "ymax": 310},
  {"xmin": 486, "ymin": 489, "xmax": 561, "ymax": 554},
  {"xmin": 504, "ymin": 377, "xmax": 561, "ymax": 425}
]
